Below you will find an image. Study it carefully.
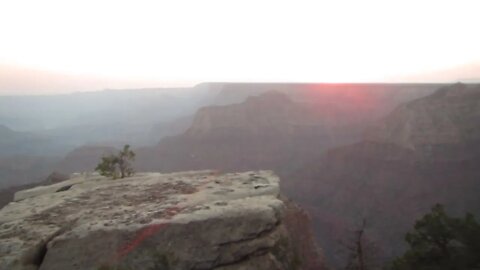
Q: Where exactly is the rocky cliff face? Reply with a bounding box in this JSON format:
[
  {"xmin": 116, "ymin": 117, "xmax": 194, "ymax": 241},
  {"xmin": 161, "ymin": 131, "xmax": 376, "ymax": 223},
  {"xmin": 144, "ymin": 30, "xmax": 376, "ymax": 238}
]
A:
[
  {"xmin": 290, "ymin": 83, "xmax": 480, "ymax": 266},
  {"xmin": 368, "ymin": 83, "xmax": 480, "ymax": 153},
  {"xmin": 135, "ymin": 91, "xmax": 368, "ymax": 178},
  {"xmin": 185, "ymin": 92, "xmax": 320, "ymax": 137},
  {"xmin": 0, "ymin": 171, "xmax": 325, "ymax": 270},
  {"xmin": 134, "ymin": 85, "xmax": 441, "ymax": 178}
]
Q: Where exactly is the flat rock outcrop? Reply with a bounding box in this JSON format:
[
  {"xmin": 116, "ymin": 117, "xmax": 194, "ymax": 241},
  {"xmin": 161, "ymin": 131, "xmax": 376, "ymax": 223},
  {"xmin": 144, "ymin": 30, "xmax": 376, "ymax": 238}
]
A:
[{"xmin": 0, "ymin": 171, "xmax": 325, "ymax": 270}]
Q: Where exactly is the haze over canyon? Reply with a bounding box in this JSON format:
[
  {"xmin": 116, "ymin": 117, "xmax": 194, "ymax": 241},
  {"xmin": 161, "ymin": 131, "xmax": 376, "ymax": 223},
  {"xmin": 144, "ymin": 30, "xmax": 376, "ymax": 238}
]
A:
[{"xmin": 1, "ymin": 82, "xmax": 480, "ymax": 269}]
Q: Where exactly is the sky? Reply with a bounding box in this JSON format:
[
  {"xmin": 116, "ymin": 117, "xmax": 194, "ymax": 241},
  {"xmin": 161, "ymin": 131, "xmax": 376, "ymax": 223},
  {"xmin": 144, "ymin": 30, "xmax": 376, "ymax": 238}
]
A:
[{"xmin": 0, "ymin": 0, "xmax": 480, "ymax": 95}]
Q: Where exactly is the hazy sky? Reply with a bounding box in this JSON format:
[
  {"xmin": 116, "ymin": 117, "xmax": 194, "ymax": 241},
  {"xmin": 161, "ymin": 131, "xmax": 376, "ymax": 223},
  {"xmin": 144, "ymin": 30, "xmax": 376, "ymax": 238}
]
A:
[{"xmin": 1, "ymin": 0, "xmax": 480, "ymax": 94}]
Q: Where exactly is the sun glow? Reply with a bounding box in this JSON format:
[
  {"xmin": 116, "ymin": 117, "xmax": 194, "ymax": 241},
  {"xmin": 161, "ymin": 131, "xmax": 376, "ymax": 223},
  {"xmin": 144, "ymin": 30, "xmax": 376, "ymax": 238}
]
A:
[{"xmin": 0, "ymin": 0, "xmax": 479, "ymax": 90}]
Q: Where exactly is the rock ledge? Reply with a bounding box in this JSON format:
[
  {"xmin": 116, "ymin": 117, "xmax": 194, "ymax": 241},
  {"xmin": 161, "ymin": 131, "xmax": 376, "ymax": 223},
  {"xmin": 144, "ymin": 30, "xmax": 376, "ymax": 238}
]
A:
[{"xmin": 0, "ymin": 170, "xmax": 324, "ymax": 270}]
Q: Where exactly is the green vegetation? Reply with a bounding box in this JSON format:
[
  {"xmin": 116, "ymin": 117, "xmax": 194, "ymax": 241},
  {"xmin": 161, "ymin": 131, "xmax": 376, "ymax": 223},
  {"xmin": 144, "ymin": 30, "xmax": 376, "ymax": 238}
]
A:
[
  {"xmin": 95, "ymin": 144, "xmax": 136, "ymax": 179},
  {"xmin": 389, "ymin": 204, "xmax": 480, "ymax": 270},
  {"xmin": 95, "ymin": 155, "xmax": 118, "ymax": 178}
]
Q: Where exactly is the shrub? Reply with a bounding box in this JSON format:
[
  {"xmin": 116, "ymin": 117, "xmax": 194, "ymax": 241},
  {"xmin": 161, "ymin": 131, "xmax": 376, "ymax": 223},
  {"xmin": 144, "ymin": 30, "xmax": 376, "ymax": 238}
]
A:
[{"xmin": 95, "ymin": 145, "xmax": 135, "ymax": 179}]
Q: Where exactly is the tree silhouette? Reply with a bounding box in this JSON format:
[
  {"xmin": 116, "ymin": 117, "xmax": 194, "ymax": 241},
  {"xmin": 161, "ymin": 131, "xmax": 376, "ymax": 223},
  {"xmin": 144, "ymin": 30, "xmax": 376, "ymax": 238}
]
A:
[{"xmin": 341, "ymin": 219, "xmax": 381, "ymax": 270}]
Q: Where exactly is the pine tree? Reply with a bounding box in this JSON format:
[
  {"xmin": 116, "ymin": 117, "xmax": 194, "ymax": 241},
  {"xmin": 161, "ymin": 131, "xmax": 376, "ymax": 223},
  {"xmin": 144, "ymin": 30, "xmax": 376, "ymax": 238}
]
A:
[{"xmin": 389, "ymin": 204, "xmax": 480, "ymax": 270}]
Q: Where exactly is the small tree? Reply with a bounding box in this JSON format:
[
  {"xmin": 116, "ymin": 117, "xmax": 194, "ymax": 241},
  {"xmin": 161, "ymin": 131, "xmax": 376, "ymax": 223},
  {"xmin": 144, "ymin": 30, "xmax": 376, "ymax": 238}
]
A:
[
  {"xmin": 389, "ymin": 204, "xmax": 480, "ymax": 270},
  {"xmin": 95, "ymin": 145, "xmax": 135, "ymax": 179}
]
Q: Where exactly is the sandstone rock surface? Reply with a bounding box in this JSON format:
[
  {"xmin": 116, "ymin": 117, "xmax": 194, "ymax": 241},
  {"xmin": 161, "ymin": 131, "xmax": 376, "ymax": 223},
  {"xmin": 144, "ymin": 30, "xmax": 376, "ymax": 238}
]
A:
[{"xmin": 0, "ymin": 170, "xmax": 324, "ymax": 270}]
